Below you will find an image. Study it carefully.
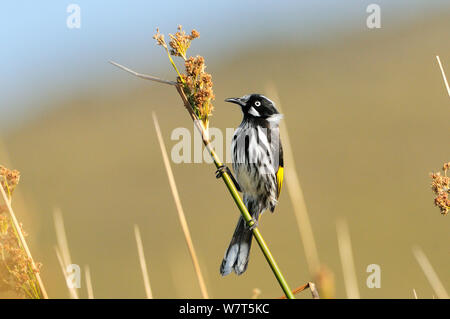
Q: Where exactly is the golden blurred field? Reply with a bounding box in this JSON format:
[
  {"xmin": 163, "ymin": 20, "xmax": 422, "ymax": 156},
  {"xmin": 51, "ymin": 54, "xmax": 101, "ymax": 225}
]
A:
[{"xmin": 1, "ymin": 12, "xmax": 449, "ymax": 298}]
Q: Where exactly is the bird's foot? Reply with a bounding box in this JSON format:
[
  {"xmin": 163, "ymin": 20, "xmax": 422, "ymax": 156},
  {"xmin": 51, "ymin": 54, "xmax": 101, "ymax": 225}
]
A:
[
  {"xmin": 215, "ymin": 165, "xmax": 242, "ymax": 192},
  {"xmin": 215, "ymin": 165, "xmax": 230, "ymax": 179},
  {"xmin": 248, "ymin": 218, "xmax": 258, "ymax": 230}
]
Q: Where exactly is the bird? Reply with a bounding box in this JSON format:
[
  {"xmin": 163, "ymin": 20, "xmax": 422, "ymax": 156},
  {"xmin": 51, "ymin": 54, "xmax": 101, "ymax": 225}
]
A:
[{"xmin": 219, "ymin": 94, "xmax": 284, "ymax": 276}]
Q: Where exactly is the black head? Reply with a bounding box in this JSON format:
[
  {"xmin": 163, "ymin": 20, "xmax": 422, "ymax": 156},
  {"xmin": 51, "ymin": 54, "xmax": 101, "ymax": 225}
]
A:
[{"xmin": 225, "ymin": 94, "xmax": 282, "ymax": 121}]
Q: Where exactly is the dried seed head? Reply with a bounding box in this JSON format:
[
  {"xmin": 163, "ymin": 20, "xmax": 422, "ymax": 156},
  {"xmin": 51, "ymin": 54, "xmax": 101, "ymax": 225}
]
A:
[
  {"xmin": 190, "ymin": 29, "xmax": 200, "ymax": 39},
  {"xmin": 0, "ymin": 214, "xmax": 42, "ymax": 297},
  {"xmin": 0, "ymin": 164, "xmax": 42, "ymax": 298},
  {"xmin": 0, "ymin": 165, "xmax": 20, "ymax": 198},
  {"xmin": 443, "ymin": 162, "xmax": 450, "ymax": 172},
  {"xmin": 430, "ymin": 163, "xmax": 450, "ymax": 215},
  {"xmin": 167, "ymin": 26, "xmax": 200, "ymax": 60},
  {"xmin": 153, "ymin": 28, "xmax": 168, "ymax": 49},
  {"xmin": 154, "ymin": 26, "xmax": 214, "ymax": 127}
]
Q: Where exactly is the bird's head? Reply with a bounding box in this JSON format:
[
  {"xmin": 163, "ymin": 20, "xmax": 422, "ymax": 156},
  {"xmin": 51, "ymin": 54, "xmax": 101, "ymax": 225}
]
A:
[{"xmin": 225, "ymin": 94, "xmax": 282, "ymax": 122}]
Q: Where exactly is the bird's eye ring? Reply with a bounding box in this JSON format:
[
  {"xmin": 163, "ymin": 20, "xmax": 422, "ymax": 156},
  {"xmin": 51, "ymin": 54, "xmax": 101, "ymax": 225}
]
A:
[{"xmin": 255, "ymin": 101, "xmax": 261, "ymax": 107}]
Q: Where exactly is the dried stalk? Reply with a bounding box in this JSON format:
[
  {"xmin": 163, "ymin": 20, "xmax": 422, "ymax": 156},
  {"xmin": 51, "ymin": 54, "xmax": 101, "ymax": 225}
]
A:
[
  {"xmin": 153, "ymin": 113, "xmax": 209, "ymax": 299},
  {"xmin": 436, "ymin": 56, "xmax": 450, "ymax": 97},
  {"xmin": 53, "ymin": 209, "xmax": 79, "ymax": 299},
  {"xmin": 265, "ymin": 83, "xmax": 320, "ymax": 276},
  {"xmin": 336, "ymin": 219, "xmax": 360, "ymax": 299},
  {"xmin": 134, "ymin": 224, "xmax": 154, "ymax": 299},
  {"xmin": 413, "ymin": 246, "xmax": 449, "ymax": 299},
  {"xmin": 84, "ymin": 265, "xmax": 94, "ymax": 299}
]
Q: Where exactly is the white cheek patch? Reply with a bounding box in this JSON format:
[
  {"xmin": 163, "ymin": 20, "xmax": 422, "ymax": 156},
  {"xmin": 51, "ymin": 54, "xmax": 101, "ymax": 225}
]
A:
[
  {"xmin": 267, "ymin": 113, "xmax": 284, "ymax": 123},
  {"xmin": 248, "ymin": 107, "xmax": 260, "ymax": 117}
]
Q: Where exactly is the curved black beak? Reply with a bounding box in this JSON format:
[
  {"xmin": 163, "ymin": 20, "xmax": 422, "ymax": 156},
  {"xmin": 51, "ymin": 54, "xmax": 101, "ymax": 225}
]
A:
[{"xmin": 225, "ymin": 97, "xmax": 245, "ymax": 106}]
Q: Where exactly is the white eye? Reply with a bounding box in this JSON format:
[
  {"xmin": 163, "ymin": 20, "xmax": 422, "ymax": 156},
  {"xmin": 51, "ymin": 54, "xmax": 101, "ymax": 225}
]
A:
[{"xmin": 255, "ymin": 101, "xmax": 261, "ymax": 107}]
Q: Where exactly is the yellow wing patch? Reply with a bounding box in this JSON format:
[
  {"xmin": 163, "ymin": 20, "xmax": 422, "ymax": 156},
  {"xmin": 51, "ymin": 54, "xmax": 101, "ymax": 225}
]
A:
[{"xmin": 276, "ymin": 166, "xmax": 284, "ymax": 198}]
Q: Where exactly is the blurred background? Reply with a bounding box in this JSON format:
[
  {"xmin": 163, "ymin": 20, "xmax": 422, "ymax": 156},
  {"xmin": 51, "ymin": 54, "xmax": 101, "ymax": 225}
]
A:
[{"xmin": 1, "ymin": 0, "xmax": 449, "ymax": 298}]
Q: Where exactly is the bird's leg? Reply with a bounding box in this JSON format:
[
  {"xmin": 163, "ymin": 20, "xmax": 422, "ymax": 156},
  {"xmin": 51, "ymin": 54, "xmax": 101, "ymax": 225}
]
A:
[{"xmin": 215, "ymin": 165, "xmax": 242, "ymax": 192}]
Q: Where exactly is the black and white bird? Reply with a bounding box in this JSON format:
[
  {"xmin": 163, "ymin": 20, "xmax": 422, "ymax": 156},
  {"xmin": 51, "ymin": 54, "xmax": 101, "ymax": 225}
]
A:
[{"xmin": 220, "ymin": 94, "xmax": 284, "ymax": 276}]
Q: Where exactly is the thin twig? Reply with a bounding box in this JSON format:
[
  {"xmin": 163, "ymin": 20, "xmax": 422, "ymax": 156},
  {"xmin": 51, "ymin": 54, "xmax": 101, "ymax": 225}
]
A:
[
  {"xmin": 152, "ymin": 113, "xmax": 209, "ymax": 299},
  {"xmin": 412, "ymin": 246, "xmax": 449, "ymax": 299},
  {"xmin": 279, "ymin": 282, "xmax": 320, "ymax": 299},
  {"xmin": 134, "ymin": 224, "xmax": 153, "ymax": 299},
  {"xmin": 109, "ymin": 61, "xmax": 178, "ymax": 86},
  {"xmin": 336, "ymin": 219, "xmax": 360, "ymax": 299},
  {"xmin": 85, "ymin": 265, "xmax": 94, "ymax": 299},
  {"xmin": 436, "ymin": 56, "xmax": 450, "ymax": 97},
  {"xmin": 265, "ymin": 83, "xmax": 320, "ymax": 276},
  {"xmin": 0, "ymin": 181, "xmax": 48, "ymax": 298},
  {"xmin": 413, "ymin": 288, "xmax": 418, "ymax": 299}
]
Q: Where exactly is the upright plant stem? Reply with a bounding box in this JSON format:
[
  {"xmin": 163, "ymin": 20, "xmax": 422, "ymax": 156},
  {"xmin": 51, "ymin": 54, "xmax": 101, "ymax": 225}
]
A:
[{"xmin": 111, "ymin": 61, "xmax": 295, "ymax": 299}]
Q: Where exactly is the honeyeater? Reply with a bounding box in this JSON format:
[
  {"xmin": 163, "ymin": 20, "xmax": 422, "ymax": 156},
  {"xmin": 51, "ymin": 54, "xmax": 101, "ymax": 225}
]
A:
[{"xmin": 219, "ymin": 94, "xmax": 284, "ymax": 276}]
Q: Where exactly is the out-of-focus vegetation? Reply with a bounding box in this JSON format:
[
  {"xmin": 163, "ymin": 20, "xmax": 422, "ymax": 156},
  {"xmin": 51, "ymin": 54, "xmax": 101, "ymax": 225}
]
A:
[{"xmin": 1, "ymin": 13, "xmax": 449, "ymax": 298}]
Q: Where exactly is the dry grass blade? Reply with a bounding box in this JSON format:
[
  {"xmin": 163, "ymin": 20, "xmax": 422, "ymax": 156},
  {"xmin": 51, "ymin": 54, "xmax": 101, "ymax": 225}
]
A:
[
  {"xmin": 436, "ymin": 56, "xmax": 450, "ymax": 97},
  {"xmin": 85, "ymin": 265, "xmax": 94, "ymax": 299},
  {"xmin": 134, "ymin": 224, "xmax": 153, "ymax": 299},
  {"xmin": 265, "ymin": 84, "xmax": 320, "ymax": 276},
  {"xmin": 53, "ymin": 209, "xmax": 79, "ymax": 299},
  {"xmin": 413, "ymin": 289, "xmax": 418, "ymax": 299},
  {"xmin": 55, "ymin": 246, "xmax": 78, "ymax": 299},
  {"xmin": 53, "ymin": 209, "xmax": 72, "ymax": 269},
  {"xmin": 412, "ymin": 246, "xmax": 449, "ymax": 299},
  {"xmin": 152, "ymin": 112, "xmax": 210, "ymax": 299},
  {"xmin": 336, "ymin": 219, "xmax": 360, "ymax": 299}
]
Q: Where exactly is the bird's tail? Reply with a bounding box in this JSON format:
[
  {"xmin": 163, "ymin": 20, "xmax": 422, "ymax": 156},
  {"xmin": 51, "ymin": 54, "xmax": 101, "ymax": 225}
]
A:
[{"xmin": 220, "ymin": 216, "xmax": 253, "ymax": 276}]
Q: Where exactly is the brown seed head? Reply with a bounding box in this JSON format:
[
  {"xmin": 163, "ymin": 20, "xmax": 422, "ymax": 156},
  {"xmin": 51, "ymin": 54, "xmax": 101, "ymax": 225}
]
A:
[
  {"xmin": 430, "ymin": 163, "xmax": 450, "ymax": 215},
  {"xmin": 154, "ymin": 26, "xmax": 214, "ymax": 127},
  {"xmin": 0, "ymin": 165, "xmax": 20, "ymax": 197},
  {"xmin": 153, "ymin": 28, "xmax": 168, "ymax": 49}
]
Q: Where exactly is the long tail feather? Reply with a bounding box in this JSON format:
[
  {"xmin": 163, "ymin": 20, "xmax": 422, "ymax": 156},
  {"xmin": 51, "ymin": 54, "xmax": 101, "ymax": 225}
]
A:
[{"xmin": 220, "ymin": 216, "xmax": 253, "ymax": 276}]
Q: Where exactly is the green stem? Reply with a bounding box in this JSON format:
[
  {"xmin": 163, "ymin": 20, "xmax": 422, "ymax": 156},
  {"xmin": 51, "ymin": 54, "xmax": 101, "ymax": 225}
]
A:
[
  {"xmin": 178, "ymin": 87, "xmax": 294, "ymax": 298},
  {"xmin": 212, "ymin": 148, "xmax": 295, "ymax": 299},
  {"xmin": 165, "ymin": 50, "xmax": 185, "ymax": 84}
]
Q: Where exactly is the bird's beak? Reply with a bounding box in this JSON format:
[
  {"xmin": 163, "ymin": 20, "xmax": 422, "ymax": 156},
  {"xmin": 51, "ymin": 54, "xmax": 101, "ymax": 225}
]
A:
[{"xmin": 225, "ymin": 97, "xmax": 245, "ymax": 106}]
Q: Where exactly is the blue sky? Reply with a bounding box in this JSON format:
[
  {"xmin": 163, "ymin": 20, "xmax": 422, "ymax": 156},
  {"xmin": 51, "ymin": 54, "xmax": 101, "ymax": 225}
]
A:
[{"xmin": 1, "ymin": 1, "xmax": 449, "ymax": 129}]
